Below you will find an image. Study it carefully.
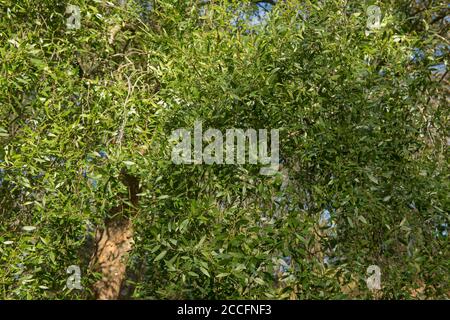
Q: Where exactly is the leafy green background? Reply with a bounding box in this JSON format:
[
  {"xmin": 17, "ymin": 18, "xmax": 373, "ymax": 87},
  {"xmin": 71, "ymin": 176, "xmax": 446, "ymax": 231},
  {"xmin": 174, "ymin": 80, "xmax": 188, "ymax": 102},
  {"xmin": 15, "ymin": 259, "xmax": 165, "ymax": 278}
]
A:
[{"xmin": 0, "ymin": 0, "xmax": 448, "ymax": 299}]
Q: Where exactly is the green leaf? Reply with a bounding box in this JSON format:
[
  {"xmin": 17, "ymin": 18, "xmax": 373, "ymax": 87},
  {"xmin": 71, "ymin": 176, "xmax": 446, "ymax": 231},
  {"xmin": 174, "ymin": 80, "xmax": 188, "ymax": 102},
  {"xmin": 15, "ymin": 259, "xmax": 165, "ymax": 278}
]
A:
[
  {"xmin": 199, "ymin": 267, "xmax": 210, "ymax": 277},
  {"xmin": 358, "ymin": 216, "xmax": 368, "ymax": 224},
  {"xmin": 22, "ymin": 226, "xmax": 37, "ymax": 232},
  {"xmin": 216, "ymin": 273, "xmax": 230, "ymax": 278},
  {"xmin": 367, "ymin": 173, "xmax": 379, "ymax": 184},
  {"xmin": 154, "ymin": 250, "xmax": 168, "ymax": 262}
]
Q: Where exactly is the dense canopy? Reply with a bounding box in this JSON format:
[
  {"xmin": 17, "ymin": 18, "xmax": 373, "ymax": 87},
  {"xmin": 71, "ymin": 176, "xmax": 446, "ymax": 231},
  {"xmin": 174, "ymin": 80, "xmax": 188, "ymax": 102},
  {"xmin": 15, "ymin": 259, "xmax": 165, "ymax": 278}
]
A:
[{"xmin": 0, "ymin": 0, "xmax": 448, "ymax": 299}]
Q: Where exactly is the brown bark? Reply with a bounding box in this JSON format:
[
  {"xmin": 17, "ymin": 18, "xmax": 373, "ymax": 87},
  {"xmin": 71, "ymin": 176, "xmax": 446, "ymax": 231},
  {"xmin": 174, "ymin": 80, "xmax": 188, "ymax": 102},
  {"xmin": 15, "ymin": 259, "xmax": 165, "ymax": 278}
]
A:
[
  {"xmin": 91, "ymin": 216, "xmax": 134, "ymax": 300},
  {"xmin": 89, "ymin": 169, "xmax": 141, "ymax": 300}
]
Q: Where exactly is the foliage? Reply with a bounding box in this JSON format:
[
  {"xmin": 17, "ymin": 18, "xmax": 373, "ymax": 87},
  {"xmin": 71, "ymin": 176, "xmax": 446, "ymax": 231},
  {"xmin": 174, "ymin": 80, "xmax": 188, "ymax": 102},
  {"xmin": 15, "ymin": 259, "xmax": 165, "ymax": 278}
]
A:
[{"xmin": 0, "ymin": 0, "xmax": 448, "ymax": 299}]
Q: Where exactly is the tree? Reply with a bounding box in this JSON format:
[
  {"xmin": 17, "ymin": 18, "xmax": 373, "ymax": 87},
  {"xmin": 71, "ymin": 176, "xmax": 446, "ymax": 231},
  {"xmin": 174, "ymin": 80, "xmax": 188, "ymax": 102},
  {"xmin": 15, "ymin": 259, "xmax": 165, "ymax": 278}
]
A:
[{"xmin": 0, "ymin": 0, "xmax": 448, "ymax": 299}]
